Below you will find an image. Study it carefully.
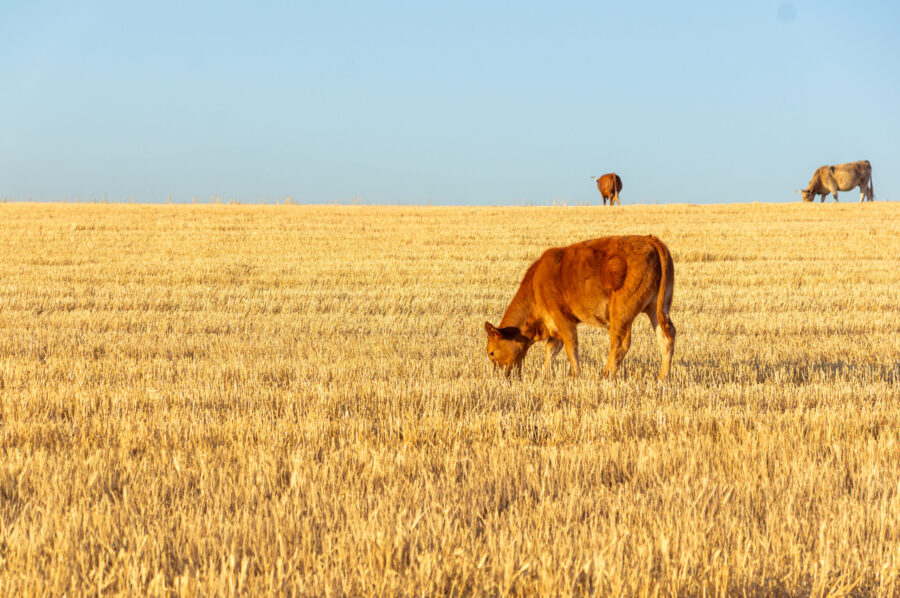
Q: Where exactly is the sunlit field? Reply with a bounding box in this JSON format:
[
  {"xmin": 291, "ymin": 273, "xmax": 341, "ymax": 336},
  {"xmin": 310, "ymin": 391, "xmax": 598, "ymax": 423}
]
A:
[{"xmin": 1, "ymin": 202, "xmax": 899, "ymax": 596}]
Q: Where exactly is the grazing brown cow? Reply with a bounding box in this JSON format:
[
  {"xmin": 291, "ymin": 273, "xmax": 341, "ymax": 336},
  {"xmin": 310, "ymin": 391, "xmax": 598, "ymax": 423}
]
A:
[
  {"xmin": 484, "ymin": 235, "xmax": 675, "ymax": 380},
  {"xmin": 591, "ymin": 173, "xmax": 623, "ymax": 205},
  {"xmin": 797, "ymin": 160, "xmax": 874, "ymax": 202}
]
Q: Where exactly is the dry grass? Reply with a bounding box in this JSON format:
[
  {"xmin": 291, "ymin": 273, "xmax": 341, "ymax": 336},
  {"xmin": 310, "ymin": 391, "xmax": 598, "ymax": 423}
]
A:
[{"xmin": 1, "ymin": 202, "xmax": 899, "ymax": 596}]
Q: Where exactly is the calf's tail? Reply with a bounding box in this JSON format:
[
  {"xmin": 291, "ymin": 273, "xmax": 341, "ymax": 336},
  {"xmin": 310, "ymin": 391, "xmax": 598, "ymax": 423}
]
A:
[{"xmin": 647, "ymin": 235, "xmax": 675, "ymax": 342}]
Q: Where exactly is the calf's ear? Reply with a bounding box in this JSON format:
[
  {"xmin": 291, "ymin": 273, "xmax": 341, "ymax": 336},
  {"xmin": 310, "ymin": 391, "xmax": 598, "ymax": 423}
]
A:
[{"xmin": 484, "ymin": 321, "xmax": 501, "ymax": 337}]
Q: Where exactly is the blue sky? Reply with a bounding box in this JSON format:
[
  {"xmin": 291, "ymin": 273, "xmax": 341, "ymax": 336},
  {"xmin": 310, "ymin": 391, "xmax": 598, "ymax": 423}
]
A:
[{"xmin": 1, "ymin": 1, "xmax": 898, "ymax": 205}]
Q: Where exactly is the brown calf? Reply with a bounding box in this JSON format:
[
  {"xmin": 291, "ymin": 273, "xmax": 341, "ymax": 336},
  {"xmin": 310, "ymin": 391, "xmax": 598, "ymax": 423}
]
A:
[{"xmin": 485, "ymin": 235, "xmax": 675, "ymax": 380}]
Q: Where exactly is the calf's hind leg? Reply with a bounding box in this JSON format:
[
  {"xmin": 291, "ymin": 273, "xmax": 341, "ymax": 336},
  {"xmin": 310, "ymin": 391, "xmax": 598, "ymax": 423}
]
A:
[{"xmin": 646, "ymin": 309, "xmax": 675, "ymax": 380}]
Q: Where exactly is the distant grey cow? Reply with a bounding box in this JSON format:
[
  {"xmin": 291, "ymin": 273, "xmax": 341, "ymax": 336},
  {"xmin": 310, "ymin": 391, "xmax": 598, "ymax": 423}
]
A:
[{"xmin": 797, "ymin": 160, "xmax": 874, "ymax": 202}]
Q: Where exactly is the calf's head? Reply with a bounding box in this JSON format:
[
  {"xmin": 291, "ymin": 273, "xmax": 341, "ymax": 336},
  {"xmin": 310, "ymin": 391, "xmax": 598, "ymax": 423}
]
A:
[{"xmin": 484, "ymin": 322, "xmax": 531, "ymax": 375}]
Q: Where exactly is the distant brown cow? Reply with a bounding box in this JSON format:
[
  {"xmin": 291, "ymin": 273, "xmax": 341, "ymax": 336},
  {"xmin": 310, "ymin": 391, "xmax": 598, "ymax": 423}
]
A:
[
  {"xmin": 797, "ymin": 160, "xmax": 874, "ymax": 202},
  {"xmin": 484, "ymin": 235, "xmax": 675, "ymax": 380},
  {"xmin": 591, "ymin": 173, "xmax": 623, "ymax": 205}
]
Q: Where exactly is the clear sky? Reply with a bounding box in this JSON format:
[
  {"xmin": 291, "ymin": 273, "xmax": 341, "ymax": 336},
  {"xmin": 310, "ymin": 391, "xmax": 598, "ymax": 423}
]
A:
[{"xmin": 2, "ymin": 1, "xmax": 898, "ymax": 205}]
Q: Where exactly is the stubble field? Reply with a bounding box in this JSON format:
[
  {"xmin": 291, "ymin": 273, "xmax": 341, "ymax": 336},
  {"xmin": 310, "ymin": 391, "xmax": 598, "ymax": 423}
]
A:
[{"xmin": 1, "ymin": 202, "xmax": 899, "ymax": 596}]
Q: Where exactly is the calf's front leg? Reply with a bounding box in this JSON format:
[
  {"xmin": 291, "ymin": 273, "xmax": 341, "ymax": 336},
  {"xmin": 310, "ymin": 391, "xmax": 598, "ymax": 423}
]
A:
[
  {"xmin": 558, "ymin": 326, "xmax": 580, "ymax": 377},
  {"xmin": 542, "ymin": 338, "xmax": 563, "ymax": 375}
]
